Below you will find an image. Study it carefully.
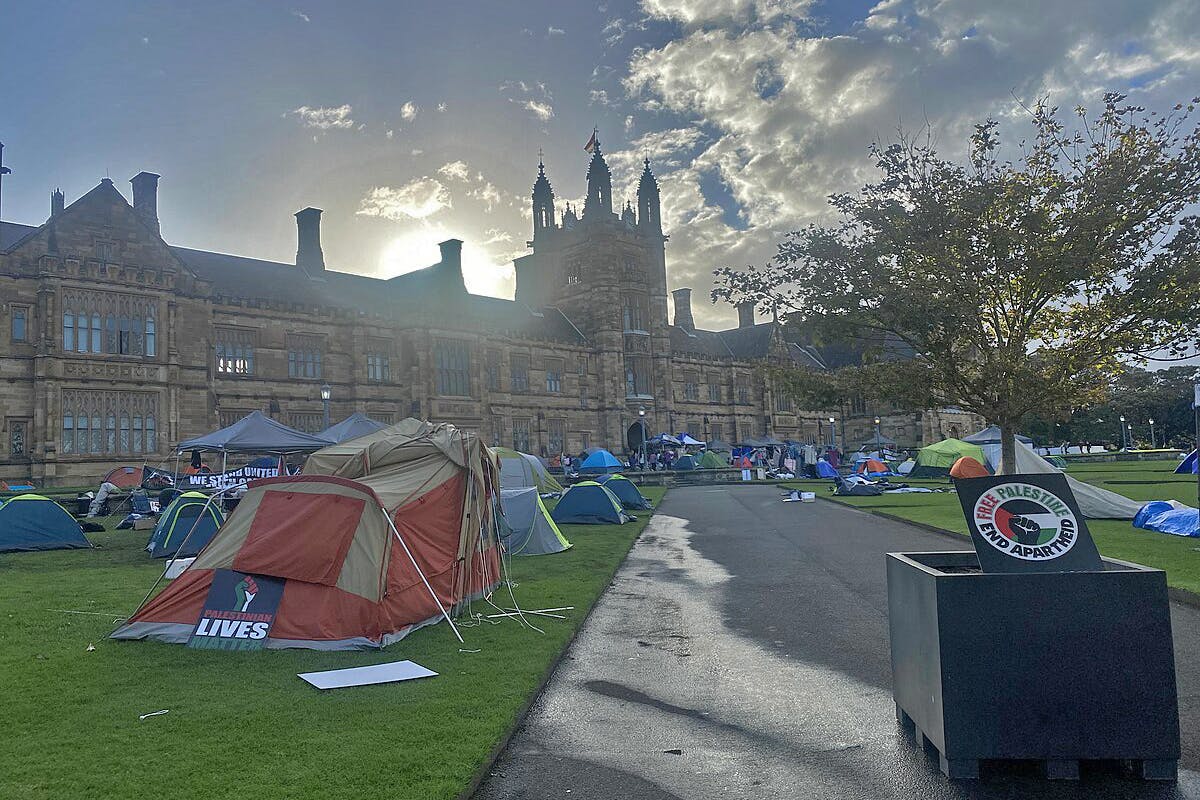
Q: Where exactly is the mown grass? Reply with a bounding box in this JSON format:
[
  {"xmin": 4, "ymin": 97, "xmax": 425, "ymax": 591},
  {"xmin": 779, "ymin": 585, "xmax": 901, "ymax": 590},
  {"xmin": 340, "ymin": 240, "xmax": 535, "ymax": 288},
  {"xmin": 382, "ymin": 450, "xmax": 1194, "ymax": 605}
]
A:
[
  {"xmin": 0, "ymin": 486, "xmax": 665, "ymax": 800},
  {"xmin": 789, "ymin": 460, "xmax": 1200, "ymax": 593}
]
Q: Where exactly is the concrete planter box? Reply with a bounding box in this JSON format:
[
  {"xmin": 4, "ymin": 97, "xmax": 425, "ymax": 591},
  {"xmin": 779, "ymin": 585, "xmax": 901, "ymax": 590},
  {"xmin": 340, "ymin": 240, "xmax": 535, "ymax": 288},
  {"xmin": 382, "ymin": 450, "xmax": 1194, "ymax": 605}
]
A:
[{"xmin": 887, "ymin": 551, "xmax": 1179, "ymax": 780}]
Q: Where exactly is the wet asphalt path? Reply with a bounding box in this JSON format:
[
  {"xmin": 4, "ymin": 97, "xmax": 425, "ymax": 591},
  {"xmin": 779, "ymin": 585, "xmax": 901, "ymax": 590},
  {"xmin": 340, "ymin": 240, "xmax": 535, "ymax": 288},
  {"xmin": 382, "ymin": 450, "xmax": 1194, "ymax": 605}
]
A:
[{"xmin": 474, "ymin": 484, "xmax": 1200, "ymax": 799}]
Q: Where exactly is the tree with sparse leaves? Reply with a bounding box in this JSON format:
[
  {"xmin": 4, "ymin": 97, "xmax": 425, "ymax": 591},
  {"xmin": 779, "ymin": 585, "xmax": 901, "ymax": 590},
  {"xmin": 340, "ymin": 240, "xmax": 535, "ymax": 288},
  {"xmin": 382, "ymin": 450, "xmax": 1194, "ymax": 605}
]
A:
[{"xmin": 714, "ymin": 94, "xmax": 1200, "ymax": 471}]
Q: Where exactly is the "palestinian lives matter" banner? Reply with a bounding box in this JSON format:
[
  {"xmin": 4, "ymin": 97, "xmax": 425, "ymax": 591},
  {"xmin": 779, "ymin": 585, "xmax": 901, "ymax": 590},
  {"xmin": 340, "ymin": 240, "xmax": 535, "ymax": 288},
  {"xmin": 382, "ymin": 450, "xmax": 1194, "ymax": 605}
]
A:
[{"xmin": 187, "ymin": 569, "xmax": 286, "ymax": 651}]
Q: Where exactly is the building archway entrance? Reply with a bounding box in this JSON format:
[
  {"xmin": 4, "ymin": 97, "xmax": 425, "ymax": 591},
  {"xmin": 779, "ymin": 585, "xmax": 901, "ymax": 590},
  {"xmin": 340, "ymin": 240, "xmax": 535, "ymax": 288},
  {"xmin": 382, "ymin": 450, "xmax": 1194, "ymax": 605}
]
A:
[{"xmin": 627, "ymin": 422, "xmax": 646, "ymax": 453}]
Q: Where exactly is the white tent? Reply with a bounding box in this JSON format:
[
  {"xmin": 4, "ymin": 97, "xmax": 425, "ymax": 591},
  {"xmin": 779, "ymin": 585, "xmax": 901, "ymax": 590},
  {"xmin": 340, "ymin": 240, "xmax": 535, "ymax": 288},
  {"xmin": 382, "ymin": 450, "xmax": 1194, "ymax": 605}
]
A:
[
  {"xmin": 1000, "ymin": 446, "xmax": 1142, "ymax": 520},
  {"xmin": 964, "ymin": 426, "xmax": 1035, "ymax": 471}
]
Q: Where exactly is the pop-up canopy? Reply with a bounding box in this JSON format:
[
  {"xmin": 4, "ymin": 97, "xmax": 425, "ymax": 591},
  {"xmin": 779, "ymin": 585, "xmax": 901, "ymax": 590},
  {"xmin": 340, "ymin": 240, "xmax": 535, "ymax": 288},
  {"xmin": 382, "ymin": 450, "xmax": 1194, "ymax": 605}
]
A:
[
  {"xmin": 177, "ymin": 410, "xmax": 333, "ymax": 455},
  {"xmin": 319, "ymin": 413, "xmax": 387, "ymax": 444}
]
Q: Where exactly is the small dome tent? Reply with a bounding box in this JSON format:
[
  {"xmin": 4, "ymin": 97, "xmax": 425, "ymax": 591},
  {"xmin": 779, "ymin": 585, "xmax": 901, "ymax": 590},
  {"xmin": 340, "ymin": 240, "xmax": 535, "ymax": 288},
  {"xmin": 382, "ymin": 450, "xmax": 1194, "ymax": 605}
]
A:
[
  {"xmin": 674, "ymin": 454, "xmax": 698, "ymax": 471},
  {"xmin": 0, "ymin": 495, "xmax": 91, "ymax": 553},
  {"xmin": 550, "ymin": 482, "xmax": 631, "ymax": 524},
  {"xmin": 579, "ymin": 449, "xmax": 623, "ymax": 475},
  {"xmin": 499, "ymin": 488, "xmax": 571, "ymax": 555},
  {"xmin": 495, "ymin": 448, "xmax": 564, "ymax": 493},
  {"xmin": 696, "ymin": 450, "xmax": 727, "ymax": 469},
  {"xmin": 1177, "ymin": 450, "xmax": 1198, "ymax": 475},
  {"xmin": 146, "ymin": 492, "xmax": 225, "ymax": 559},
  {"xmin": 910, "ymin": 439, "xmax": 986, "ymax": 479},
  {"xmin": 596, "ymin": 474, "xmax": 653, "ymax": 510}
]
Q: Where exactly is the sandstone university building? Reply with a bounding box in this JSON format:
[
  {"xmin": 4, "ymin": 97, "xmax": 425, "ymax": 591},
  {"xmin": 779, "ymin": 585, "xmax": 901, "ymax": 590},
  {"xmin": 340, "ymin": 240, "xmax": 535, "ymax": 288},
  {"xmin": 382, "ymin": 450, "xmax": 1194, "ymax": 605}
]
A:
[{"xmin": 0, "ymin": 140, "xmax": 977, "ymax": 486}]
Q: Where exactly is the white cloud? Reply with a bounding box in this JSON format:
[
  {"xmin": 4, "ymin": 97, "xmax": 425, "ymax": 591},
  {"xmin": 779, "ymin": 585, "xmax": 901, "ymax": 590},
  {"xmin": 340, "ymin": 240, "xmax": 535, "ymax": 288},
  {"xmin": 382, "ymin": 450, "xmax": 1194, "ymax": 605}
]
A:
[
  {"xmin": 589, "ymin": 89, "xmax": 611, "ymax": 105},
  {"xmin": 437, "ymin": 102, "xmax": 448, "ymax": 112},
  {"xmin": 623, "ymin": 0, "xmax": 1200, "ymax": 327},
  {"xmin": 288, "ymin": 104, "xmax": 355, "ymax": 130},
  {"xmin": 386, "ymin": 129, "xmax": 394, "ymax": 139},
  {"xmin": 483, "ymin": 228, "xmax": 514, "ymax": 246},
  {"xmin": 357, "ymin": 178, "xmax": 451, "ymax": 221},
  {"xmin": 521, "ymin": 99, "xmax": 556, "ymax": 121},
  {"xmin": 400, "ymin": 101, "xmax": 419, "ymax": 122},
  {"xmin": 437, "ymin": 160, "xmax": 471, "ymax": 181},
  {"xmin": 548, "ymin": 25, "xmax": 566, "ymax": 36},
  {"xmin": 501, "ymin": 81, "xmax": 555, "ymax": 122},
  {"xmin": 468, "ymin": 178, "xmax": 506, "ymax": 212},
  {"xmin": 291, "ymin": 9, "xmax": 310, "ymax": 22}
]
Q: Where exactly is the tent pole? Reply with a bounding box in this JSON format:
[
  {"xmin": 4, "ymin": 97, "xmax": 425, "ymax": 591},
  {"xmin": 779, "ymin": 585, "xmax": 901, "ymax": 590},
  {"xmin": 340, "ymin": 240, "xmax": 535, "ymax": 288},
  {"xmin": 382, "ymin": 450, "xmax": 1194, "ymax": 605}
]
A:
[
  {"xmin": 378, "ymin": 505, "xmax": 464, "ymax": 644},
  {"xmin": 222, "ymin": 451, "xmax": 227, "ymax": 472}
]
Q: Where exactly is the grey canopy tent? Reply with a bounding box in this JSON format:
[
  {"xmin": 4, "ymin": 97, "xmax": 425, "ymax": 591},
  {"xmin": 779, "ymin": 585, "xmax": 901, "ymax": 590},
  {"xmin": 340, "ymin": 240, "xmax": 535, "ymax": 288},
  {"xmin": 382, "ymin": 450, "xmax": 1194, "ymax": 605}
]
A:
[
  {"xmin": 498, "ymin": 488, "xmax": 571, "ymax": 555},
  {"xmin": 175, "ymin": 410, "xmax": 334, "ymax": 472},
  {"xmin": 963, "ymin": 425, "xmax": 1035, "ymax": 471},
  {"xmin": 319, "ymin": 413, "xmax": 387, "ymax": 444}
]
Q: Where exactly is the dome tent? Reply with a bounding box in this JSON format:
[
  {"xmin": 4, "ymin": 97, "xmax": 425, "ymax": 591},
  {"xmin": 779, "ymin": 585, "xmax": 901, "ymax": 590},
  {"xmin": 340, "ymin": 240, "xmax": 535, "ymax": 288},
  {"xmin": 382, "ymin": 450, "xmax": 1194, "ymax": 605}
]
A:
[
  {"xmin": 579, "ymin": 449, "xmax": 623, "ymax": 475},
  {"xmin": 910, "ymin": 439, "xmax": 986, "ymax": 479},
  {"xmin": 1177, "ymin": 450, "xmax": 1198, "ymax": 475},
  {"xmin": 113, "ymin": 419, "xmax": 501, "ymax": 651},
  {"xmin": 498, "ymin": 488, "xmax": 571, "ymax": 556},
  {"xmin": 146, "ymin": 491, "xmax": 225, "ymax": 559},
  {"xmin": 0, "ymin": 495, "xmax": 91, "ymax": 553},
  {"xmin": 596, "ymin": 474, "xmax": 653, "ymax": 510},
  {"xmin": 550, "ymin": 482, "xmax": 631, "ymax": 525},
  {"xmin": 495, "ymin": 448, "xmax": 564, "ymax": 493},
  {"xmin": 696, "ymin": 450, "xmax": 727, "ymax": 469},
  {"xmin": 674, "ymin": 454, "xmax": 698, "ymax": 471}
]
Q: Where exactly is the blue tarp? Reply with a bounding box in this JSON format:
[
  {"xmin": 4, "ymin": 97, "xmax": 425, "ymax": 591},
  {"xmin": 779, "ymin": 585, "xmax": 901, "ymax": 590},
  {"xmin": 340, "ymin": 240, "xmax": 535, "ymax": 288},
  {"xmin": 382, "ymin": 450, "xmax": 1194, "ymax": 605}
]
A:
[
  {"xmin": 597, "ymin": 474, "xmax": 653, "ymax": 510},
  {"xmin": 1177, "ymin": 450, "xmax": 1198, "ymax": 475},
  {"xmin": 579, "ymin": 449, "xmax": 623, "ymax": 474},
  {"xmin": 1134, "ymin": 501, "xmax": 1200, "ymax": 537},
  {"xmin": 816, "ymin": 459, "xmax": 838, "ymax": 479},
  {"xmin": 0, "ymin": 495, "xmax": 91, "ymax": 553},
  {"xmin": 550, "ymin": 482, "xmax": 631, "ymax": 524}
]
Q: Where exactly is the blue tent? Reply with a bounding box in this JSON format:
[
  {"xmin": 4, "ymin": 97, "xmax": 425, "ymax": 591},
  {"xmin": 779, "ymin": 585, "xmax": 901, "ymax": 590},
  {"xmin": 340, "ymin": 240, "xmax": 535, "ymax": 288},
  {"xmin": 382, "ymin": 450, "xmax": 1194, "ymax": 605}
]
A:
[
  {"xmin": 146, "ymin": 491, "xmax": 225, "ymax": 558},
  {"xmin": 1176, "ymin": 450, "xmax": 1198, "ymax": 475},
  {"xmin": 579, "ymin": 449, "xmax": 623, "ymax": 474},
  {"xmin": 674, "ymin": 454, "xmax": 698, "ymax": 471},
  {"xmin": 550, "ymin": 482, "xmax": 632, "ymax": 524},
  {"xmin": 319, "ymin": 412, "xmax": 388, "ymax": 444},
  {"xmin": 1134, "ymin": 501, "xmax": 1200, "ymax": 537},
  {"xmin": 0, "ymin": 494, "xmax": 91, "ymax": 553},
  {"xmin": 597, "ymin": 474, "xmax": 653, "ymax": 510},
  {"xmin": 816, "ymin": 459, "xmax": 838, "ymax": 479}
]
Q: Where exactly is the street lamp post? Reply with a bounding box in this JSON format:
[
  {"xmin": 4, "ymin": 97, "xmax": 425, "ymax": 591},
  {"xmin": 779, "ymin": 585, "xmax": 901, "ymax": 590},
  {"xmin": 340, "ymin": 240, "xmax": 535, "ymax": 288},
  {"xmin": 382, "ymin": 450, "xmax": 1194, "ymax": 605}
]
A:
[
  {"xmin": 1128, "ymin": 423, "xmax": 1134, "ymax": 450},
  {"xmin": 320, "ymin": 383, "xmax": 331, "ymax": 430},
  {"xmin": 638, "ymin": 406, "xmax": 647, "ymax": 471},
  {"xmin": 1149, "ymin": 418, "xmax": 1156, "ymax": 449},
  {"xmin": 828, "ymin": 416, "xmax": 837, "ymax": 450},
  {"xmin": 874, "ymin": 416, "xmax": 882, "ymax": 453},
  {"xmin": 1119, "ymin": 415, "xmax": 1127, "ymax": 450},
  {"xmin": 703, "ymin": 414, "xmax": 710, "ymax": 446}
]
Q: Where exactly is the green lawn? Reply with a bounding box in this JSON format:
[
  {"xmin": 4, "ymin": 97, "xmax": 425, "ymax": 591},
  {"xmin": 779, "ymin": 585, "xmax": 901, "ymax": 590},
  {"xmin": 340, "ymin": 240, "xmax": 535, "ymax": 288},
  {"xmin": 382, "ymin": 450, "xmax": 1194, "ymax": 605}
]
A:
[
  {"xmin": 0, "ymin": 486, "xmax": 665, "ymax": 800},
  {"xmin": 790, "ymin": 461, "xmax": 1200, "ymax": 593}
]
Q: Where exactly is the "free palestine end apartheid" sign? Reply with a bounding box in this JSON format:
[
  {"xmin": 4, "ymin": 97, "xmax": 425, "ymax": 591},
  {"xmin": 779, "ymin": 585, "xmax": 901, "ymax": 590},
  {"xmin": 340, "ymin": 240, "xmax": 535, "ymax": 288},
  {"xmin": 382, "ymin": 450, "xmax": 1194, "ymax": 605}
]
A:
[
  {"xmin": 955, "ymin": 473, "xmax": 1103, "ymax": 574},
  {"xmin": 187, "ymin": 569, "xmax": 285, "ymax": 651}
]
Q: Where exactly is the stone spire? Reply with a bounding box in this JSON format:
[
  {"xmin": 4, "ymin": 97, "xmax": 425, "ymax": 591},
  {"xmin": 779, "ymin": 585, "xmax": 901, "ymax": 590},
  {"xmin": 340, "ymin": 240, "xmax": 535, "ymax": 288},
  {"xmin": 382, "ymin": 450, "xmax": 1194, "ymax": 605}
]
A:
[
  {"xmin": 532, "ymin": 156, "xmax": 556, "ymax": 238},
  {"xmin": 637, "ymin": 158, "xmax": 662, "ymax": 235},
  {"xmin": 583, "ymin": 137, "xmax": 613, "ymax": 219}
]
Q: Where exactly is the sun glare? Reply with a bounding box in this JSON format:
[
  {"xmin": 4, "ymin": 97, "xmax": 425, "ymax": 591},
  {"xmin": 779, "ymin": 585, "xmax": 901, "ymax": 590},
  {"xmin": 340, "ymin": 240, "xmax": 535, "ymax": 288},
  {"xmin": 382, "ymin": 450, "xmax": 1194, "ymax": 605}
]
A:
[{"xmin": 380, "ymin": 229, "xmax": 516, "ymax": 299}]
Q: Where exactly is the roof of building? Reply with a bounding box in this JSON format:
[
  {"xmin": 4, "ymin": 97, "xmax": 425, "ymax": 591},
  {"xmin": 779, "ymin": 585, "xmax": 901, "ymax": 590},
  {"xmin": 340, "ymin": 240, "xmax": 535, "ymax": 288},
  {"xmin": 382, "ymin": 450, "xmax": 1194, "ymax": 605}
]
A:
[{"xmin": 0, "ymin": 221, "xmax": 36, "ymax": 251}]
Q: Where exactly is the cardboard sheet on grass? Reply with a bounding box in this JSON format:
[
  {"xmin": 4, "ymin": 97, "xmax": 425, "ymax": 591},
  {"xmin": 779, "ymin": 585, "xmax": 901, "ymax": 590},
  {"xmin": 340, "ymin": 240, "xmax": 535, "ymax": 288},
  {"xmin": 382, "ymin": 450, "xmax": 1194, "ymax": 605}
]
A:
[{"xmin": 298, "ymin": 660, "xmax": 438, "ymax": 690}]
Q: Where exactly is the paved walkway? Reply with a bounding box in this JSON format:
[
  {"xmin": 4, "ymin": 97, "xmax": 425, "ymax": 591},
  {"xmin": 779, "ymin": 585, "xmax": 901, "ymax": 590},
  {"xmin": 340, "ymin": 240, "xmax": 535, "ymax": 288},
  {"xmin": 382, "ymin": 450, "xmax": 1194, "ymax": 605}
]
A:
[{"xmin": 475, "ymin": 485, "xmax": 1200, "ymax": 799}]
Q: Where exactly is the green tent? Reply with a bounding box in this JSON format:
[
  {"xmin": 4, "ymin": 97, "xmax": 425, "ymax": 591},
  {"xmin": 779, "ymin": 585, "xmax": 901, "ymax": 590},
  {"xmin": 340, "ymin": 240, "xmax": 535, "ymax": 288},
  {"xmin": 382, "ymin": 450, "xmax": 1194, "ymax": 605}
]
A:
[
  {"xmin": 494, "ymin": 448, "xmax": 564, "ymax": 494},
  {"xmin": 910, "ymin": 438, "xmax": 986, "ymax": 479},
  {"xmin": 696, "ymin": 450, "xmax": 727, "ymax": 469}
]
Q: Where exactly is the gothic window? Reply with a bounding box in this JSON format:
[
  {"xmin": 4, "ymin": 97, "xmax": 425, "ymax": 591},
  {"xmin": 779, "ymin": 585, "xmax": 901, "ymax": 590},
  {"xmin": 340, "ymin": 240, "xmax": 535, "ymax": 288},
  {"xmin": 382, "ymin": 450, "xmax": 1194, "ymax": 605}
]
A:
[
  {"xmin": 9, "ymin": 420, "xmax": 28, "ymax": 456},
  {"xmin": 365, "ymin": 337, "xmax": 391, "ymax": 383},
  {"xmin": 485, "ymin": 349, "xmax": 502, "ymax": 391},
  {"xmin": 731, "ymin": 421, "xmax": 739, "ymax": 443},
  {"xmin": 11, "ymin": 307, "xmax": 28, "ymax": 342},
  {"xmin": 623, "ymin": 293, "xmax": 649, "ymax": 332},
  {"xmin": 60, "ymin": 390, "xmax": 157, "ymax": 456},
  {"xmin": 624, "ymin": 355, "xmax": 651, "ymax": 398},
  {"xmin": 736, "ymin": 377, "xmax": 750, "ymax": 405},
  {"xmin": 580, "ymin": 432, "xmax": 591, "ymax": 450},
  {"xmin": 368, "ymin": 412, "xmax": 394, "ymax": 424},
  {"xmin": 545, "ymin": 357, "xmax": 563, "ymax": 393},
  {"xmin": 434, "ymin": 339, "xmax": 471, "ymax": 397},
  {"xmin": 60, "ymin": 289, "xmax": 157, "ymax": 358},
  {"xmin": 775, "ymin": 392, "xmax": 794, "ymax": 413},
  {"xmin": 511, "ymin": 353, "xmax": 530, "ymax": 392},
  {"xmin": 850, "ymin": 394, "xmax": 867, "ymax": 415},
  {"xmin": 287, "ymin": 333, "xmax": 324, "ymax": 379},
  {"xmin": 622, "ymin": 257, "xmax": 643, "ymax": 281},
  {"xmin": 565, "ymin": 257, "xmax": 583, "ymax": 285},
  {"xmin": 219, "ymin": 410, "xmax": 249, "ymax": 428},
  {"xmin": 288, "ymin": 412, "xmax": 325, "ymax": 433},
  {"xmin": 683, "ymin": 372, "xmax": 699, "ymax": 401},
  {"xmin": 708, "ymin": 379, "xmax": 722, "ymax": 403},
  {"xmin": 513, "ymin": 417, "xmax": 531, "ymax": 452},
  {"xmin": 215, "ymin": 328, "xmax": 256, "ymax": 375},
  {"xmin": 710, "ymin": 423, "xmax": 723, "ymax": 442},
  {"xmin": 577, "ymin": 355, "xmax": 587, "ymax": 375},
  {"xmin": 547, "ymin": 419, "xmax": 565, "ymax": 454}
]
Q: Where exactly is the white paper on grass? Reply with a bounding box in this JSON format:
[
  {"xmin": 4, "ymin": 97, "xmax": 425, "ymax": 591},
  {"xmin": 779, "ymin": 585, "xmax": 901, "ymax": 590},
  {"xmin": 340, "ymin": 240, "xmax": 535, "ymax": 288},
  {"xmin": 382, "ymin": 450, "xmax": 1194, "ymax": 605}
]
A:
[{"xmin": 298, "ymin": 660, "xmax": 438, "ymax": 690}]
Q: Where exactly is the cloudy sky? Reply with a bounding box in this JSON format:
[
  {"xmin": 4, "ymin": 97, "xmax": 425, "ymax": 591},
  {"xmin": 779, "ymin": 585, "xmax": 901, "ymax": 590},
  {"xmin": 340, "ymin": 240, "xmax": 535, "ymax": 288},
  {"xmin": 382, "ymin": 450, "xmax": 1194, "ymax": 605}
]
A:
[{"xmin": 2, "ymin": 0, "xmax": 1198, "ymax": 328}]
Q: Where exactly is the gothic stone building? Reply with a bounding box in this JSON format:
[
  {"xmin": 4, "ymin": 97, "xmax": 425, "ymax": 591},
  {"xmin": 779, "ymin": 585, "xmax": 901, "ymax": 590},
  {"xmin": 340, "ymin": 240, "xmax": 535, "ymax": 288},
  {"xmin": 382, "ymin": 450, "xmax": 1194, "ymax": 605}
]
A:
[{"xmin": 0, "ymin": 142, "xmax": 977, "ymax": 486}]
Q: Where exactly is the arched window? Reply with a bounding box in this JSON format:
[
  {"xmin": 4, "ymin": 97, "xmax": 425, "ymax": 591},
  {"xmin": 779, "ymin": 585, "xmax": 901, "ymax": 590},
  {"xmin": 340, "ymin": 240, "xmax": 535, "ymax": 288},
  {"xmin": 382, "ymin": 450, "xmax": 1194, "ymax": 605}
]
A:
[
  {"xmin": 91, "ymin": 414, "xmax": 102, "ymax": 453},
  {"xmin": 145, "ymin": 415, "xmax": 156, "ymax": 453},
  {"xmin": 106, "ymin": 415, "xmax": 116, "ymax": 452},
  {"xmin": 62, "ymin": 415, "xmax": 73, "ymax": 454},
  {"xmin": 132, "ymin": 415, "xmax": 143, "ymax": 453},
  {"xmin": 76, "ymin": 414, "xmax": 89, "ymax": 454},
  {"xmin": 120, "ymin": 414, "xmax": 130, "ymax": 453},
  {"xmin": 63, "ymin": 311, "xmax": 74, "ymax": 352}
]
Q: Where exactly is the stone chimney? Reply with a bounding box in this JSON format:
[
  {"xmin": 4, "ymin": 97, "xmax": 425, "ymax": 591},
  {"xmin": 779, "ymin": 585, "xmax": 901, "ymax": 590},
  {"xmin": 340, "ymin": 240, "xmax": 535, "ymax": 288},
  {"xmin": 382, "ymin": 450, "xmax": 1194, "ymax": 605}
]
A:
[
  {"xmin": 737, "ymin": 300, "xmax": 756, "ymax": 328},
  {"xmin": 672, "ymin": 288, "xmax": 694, "ymax": 331},
  {"xmin": 438, "ymin": 239, "xmax": 466, "ymax": 291},
  {"xmin": 50, "ymin": 188, "xmax": 64, "ymax": 218},
  {"xmin": 130, "ymin": 171, "xmax": 160, "ymax": 234},
  {"xmin": 294, "ymin": 207, "xmax": 326, "ymax": 278}
]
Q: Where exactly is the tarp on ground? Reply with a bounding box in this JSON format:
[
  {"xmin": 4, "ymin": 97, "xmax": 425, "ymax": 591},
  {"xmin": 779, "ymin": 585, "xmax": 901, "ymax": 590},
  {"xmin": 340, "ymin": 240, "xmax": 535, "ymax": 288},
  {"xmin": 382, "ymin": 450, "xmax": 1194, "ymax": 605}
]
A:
[
  {"xmin": 835, "ymin": 478, "xmax": 883, "ymax": 496},
  {"xmin": 113, "ymin": 418, "xmax": 502, "ymax": 650},
  {"xmin": 319, "ymin": 413, "xmax": 387, "ymax": 444},
  {"xmin": 999, "ymin": 445, "xmax": 1145, "ymax": 520},
  {"xmin": 1134, "ymin": 501, "xmax": 1200, "ymax": 537},
  {"xmin": 146, "ymin": 491, "xmax": 226, "ymax": 558},
  {"xmin": 896, "ymin": 459, "xmax": 915, "ymax": 476},
  {"xmin": 696, "ymin": 450, "xmax": 727, "ymax": 469},
  {"xmin": 579, "ymin": 449, "xmax": 623, "ymax": 474},
  {"xmin": 495, "ymin": 448, "xmax": 564, "ymax": 493},
  {"xmin": 550, "ymin": 482, "xmax": 631, "ymax": 525},
  {"xmin": 177, "ymin": 410, "xmax": 334, "ymax": 454},
  {"xmin": 0, "ymin": 495, "xmax": 92, "ymax": 553},
  {"xmin": 596, "ymin": 474, "xmax": 653, "ymax": 510},
  {"xmin": 910, "ymin": 439, "xmax": 986, "ymax": 478},
  {"xmin": 674, "ymin": 454, "xmax": 698, "ymax": 471},
  {"xmin": 499, "ymin": 488, "xmax": 571, "ymax": 555},
  {"xmin": 816, "ymin": 459, "xmax": 839, "ymax": 479},
  {"xmin": 1178, "ymin": 450, "xmax": 1198, "ymax": 475}
]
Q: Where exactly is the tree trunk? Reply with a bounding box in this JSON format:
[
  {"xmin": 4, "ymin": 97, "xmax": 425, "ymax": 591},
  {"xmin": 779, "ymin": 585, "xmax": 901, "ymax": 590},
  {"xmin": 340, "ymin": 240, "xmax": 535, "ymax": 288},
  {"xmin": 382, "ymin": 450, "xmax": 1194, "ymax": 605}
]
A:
[{"xmin": 999, "ymin": 420, "xmax": 1018, "ymax": 475}]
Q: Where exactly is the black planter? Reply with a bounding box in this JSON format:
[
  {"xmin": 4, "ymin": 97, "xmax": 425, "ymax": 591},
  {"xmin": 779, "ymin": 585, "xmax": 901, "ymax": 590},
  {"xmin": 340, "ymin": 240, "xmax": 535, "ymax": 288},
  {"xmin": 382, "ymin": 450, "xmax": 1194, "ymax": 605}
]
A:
[{"xmin": 887, "ymin": 551, "xmax": 1179, "ymax": 780}]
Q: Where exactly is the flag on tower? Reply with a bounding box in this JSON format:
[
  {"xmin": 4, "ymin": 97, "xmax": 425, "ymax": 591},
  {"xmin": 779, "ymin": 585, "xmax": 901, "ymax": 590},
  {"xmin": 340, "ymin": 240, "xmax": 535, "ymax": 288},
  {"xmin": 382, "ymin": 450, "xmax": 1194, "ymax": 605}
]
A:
[{"xmin": 584, "ymin": 130, "xmax": 597, "ymax": 154}]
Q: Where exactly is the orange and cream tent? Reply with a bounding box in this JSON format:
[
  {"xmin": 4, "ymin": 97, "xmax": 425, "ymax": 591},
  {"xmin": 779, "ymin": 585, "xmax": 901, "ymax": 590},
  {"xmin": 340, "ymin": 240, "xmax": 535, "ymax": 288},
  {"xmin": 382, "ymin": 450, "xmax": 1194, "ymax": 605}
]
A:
[{"xmin": 112, "ymin": 419, "xmax": 501, "ymax": 650}]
